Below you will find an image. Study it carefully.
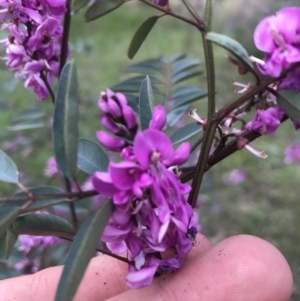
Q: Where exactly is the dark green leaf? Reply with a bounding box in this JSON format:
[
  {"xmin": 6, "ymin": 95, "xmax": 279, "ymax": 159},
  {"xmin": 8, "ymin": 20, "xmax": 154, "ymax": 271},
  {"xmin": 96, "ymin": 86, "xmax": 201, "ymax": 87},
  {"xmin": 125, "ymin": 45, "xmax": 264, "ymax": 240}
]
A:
[
  {"xmin": 139, "ymin": 76, "xmax": 154, "ymax": 130},
  {"xmin": 206, "ymin": 32, "xmax": 254, "ymax": 71},
  {"xmin": 0, "ymin": 150, "xmax": 19, "ymax": 184},
  {"xmin": 15, "ymin": 186, "xmax": 66, "ymax": 213},
  {"xmin": 173, "ymin": 58, "xmax": 201, "ymax": 76},
  {"xmin": 85, "ymin": 0, "xmax": 125, "ymax": 22},
  {"xmin": 128, "ymin": 16, "xmax": 159, "ymax": 60},
  {"xmin": 78, "ymin": 138, "xmax": 109, "ymax": 174},
  {"xmin": 276, "ymin": 90, "xmax": 300, "ymax": 124},
  {"xmin": 170, "ymin": 123, "xmax": 203, "ymax": 145},
  {"xmin": 172, "ymin": 86, "xmax": 202, "ymax": 99},
  {"xmin": 123, "ymin": 94, "xmax": 139, "ymax": 113},
  {"xmin": 111, "ymin": 81, "xmax": 160, "ymax": 94},
  {"xmin": 12, "ymin": 214, "xmax": 74, "ymax": 239},
  {"xmin": 0, "ymin": 203, "xmax": 21, "ymax": 237},
  {"xmin": 112, "ymin": 75, "xmax": 161, "ymax": 86},
  {"xmin": 53, "ymin": 60, "xmax": 79, "ymax": 182},
  {"xmin": 7, "ymin": 120, "xmax": 45, "ymax": 131},
  {"xmin": 72, "ymin": 0, "xmax": 90, "ymax": 13},
  {"xmin": 171, "ymin": 53, "xmax": 186, "ymax": 62},
  {"xmin": 55, "ymin": 199, "xmax": 113, "ymax": 301},
  {"xmin": 125, "ymin": 59, "xmax": 163, "ymax": 74},
  {"xmin": 0, "ymin": 230, "xmax": 18, "ymax": 260},
  {"xmin": 172, "ymin": 70, "xmax": 202, "ymax": 85},
  {"xmin": 167, "ymin": 105, "xmax": 189, "ymax": 127},
  {"xmin": 173, "ymin": 90, "xmax": 207, "ymax": 109},
  {"xmin": 13, "ymin": 108, "xmax": 45, "ymax": 122}
]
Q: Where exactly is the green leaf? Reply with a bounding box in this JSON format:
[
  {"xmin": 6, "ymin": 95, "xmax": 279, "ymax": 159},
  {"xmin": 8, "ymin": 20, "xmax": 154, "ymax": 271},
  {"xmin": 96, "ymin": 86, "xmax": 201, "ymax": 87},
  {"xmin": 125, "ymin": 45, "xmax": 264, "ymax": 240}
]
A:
[
  {"xmin": 53, "ymin": 60, "xmax": 79, "ymax": 182},
  {"xmin": 171, "ymin": 53, "xmax": 186, "ymax": 62},
  {"xmin": 172, "ymin": 69, "xmax": 202, "ymax": 85},
  {"xmin": 172, "ymin": 86, "xmax": 202, "ymax": 99},
  {"xmin": 0, "ymin": 230, "xmax": 18, "ymax": 260},
  {"xmin": 206, "ymin": 32, "xmax": 254, "ymax": 71},
  {"xmin": 55, "ymin": 199, "xmax": 113, "ymax": 301},
  {"xmin": 72, "ymin": 0, "xmax": 90, "ymax": 13},
  {"xmin": 7, "ymin": 120, "xmax": 45, "ymax": 131},
  {"xmin": 139, "ymin": 76, "xmax": 154, "ymax": 130},
  {"xmin": 128, "ymin": 16, "xmax": 159, "ymax": 60},
  {"xmin": 125, "ymin": 59, "xmax": 163, "ymax": 74},
  {"xmin": 85, "ymin": 0, "xmax": 125, "ymax": 22},
  {"xmin": 0, "ymin": 150, "xmax": 19, "ymax": 183},
  {"xmin": 173, "ymin": 89, "xmax": 207, "ymax": 109},
  {"xmin": 173, "ymin": 58, "xmax": 201, "ymax": 76},
  {"xmin": 111, "ymin": 80, "xmax": 160, "ymax": 94},
  {"xmin": 167, "ymin": 105, "xmax": 189, "ymax": 127},
  {"xmin": 0, "ymin": 203, "xmax": 21, "ymax": 237},
  {"xmin": 170, "ymin": 123, "xmax": 203, "ymax": 145},
  {"xmin": 78, "ymin": 138, "xmax": 109, "ymax": 174},
  {"xmin": 276, "ymin": 90, "xmax": 300, "ymax": 124},
  {"xmin": 13, "ymin": 108, "xmax": 45, "ymax": 122},
  {"xmin": 14, "ymin": 186, "xmax": 66, "ymax": 213},
  {"xmin": 12, "ymin": 214, "xmax": 74, "ymax": 239}
]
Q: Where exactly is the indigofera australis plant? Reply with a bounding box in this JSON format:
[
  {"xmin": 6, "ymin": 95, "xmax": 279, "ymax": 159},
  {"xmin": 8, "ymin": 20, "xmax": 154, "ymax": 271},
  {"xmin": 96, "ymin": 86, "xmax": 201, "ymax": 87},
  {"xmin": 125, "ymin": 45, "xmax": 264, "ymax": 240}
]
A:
[{"xmin": 0, "ymin": 0, "xmax": 300, "ymax": 299}]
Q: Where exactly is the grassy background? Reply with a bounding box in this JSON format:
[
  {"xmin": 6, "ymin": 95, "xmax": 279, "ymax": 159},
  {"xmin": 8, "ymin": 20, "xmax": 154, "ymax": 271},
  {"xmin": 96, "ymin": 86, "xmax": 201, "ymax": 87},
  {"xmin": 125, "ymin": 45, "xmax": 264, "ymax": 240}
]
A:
[{"xmin": 0, "ymin": 0, "xmax": 299, "ymax": 299}]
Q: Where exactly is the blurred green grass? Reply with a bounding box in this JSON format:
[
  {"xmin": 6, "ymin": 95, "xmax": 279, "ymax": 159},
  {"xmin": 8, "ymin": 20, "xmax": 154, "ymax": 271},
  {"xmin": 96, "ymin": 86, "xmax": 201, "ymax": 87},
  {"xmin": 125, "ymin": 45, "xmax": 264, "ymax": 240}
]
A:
[{"xmin": 0, "ymin": 1, "xmax": 299, "ymax": 299}]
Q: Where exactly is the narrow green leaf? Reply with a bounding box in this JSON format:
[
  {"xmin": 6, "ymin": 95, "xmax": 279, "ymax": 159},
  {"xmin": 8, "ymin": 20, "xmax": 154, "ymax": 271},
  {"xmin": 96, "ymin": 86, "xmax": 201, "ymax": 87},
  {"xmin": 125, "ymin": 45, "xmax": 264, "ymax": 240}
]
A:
[
  {"xmin": 78, "ymin": 138, "xmax": 109, "ymax": 174},
  {"xmin": 53, "ymin": 60, "xmax": 79, "ymax": 182},
  {"xmin": 112, "ymin": 75, "xmax": 161, "ymax": 86},
  {"xmin": 55, "ymin": 200, "xmax": 113, "ymax": 301},
  {"xmin": 172, "ymin": 70, "xmax": 202, "ymax": 85},
  {"xmin": 0, "ymin": 203, "xmax": 21, "ymax": 237},
  {"xmin": 0, "ymin": 230, "xmax": 18, "ymax": 260},
  {"xmin": 173, "ymin": 58, "xmax": 201, "ymax": 76},
  {"xmin": 7, "ymin": 120, "xmax": 45, "ymax": 131},
  {"xmin": 15, "ymin": 186, "xmax": 66, "ymax": 213},
  {"xmin": 173, "ymin": 90, "xmax": 207, "ymax": 109},
  {"xmin": 72, "ymin": 0, "xmax": 90, "ymax": 13},
  {"xmin": 128, "ymin": 16, "xmax": 159, "ymax": 60},
  {"xmin": 167, "ymin": 105, "xmax": 189, "ymax": 127},
  {"xmin": 85, "ymin": 0, "xmax": 125, "ymax": 22},
  {"xmin": 139, "ymin": 76, "xmax": 154, "ymax": 130},
  {"xmin": 170, "ymin": 123, "xmax": 203, "ymax": 145},
  {"xmin": 206, "ymin": 32, "xmax": 254, "ymax": 71},
  {"xmin": 172, "ymin": 86, "xmax": 202, "ymax": 99},
  {"xmin": 12, "ymin": 214, "xmax": 74, "ymax": 239},
  {"xmin": 110, "ymin": 81, "xmax": 160, "ymax": 94},
  {"xmin": 125, "ymin": 59, "xmax": 163, "ymax": 74},
  {"xmin": 0, "ymin": 150, "xmax": 19, "ymax": 183},
  {"xmin": 171, "ymin": 54, "xmax": 186, "ymax": 62},
  {"xmin": 123, "ymin": 94, "xmax": 139, "ymax": 113},
  {"xmin": 276, "ymin": 90, "xmax": 300, "ymax": 124},
  {"xmin": 13, "ymin": 108, "xmax": 45, "ymax": 122}
]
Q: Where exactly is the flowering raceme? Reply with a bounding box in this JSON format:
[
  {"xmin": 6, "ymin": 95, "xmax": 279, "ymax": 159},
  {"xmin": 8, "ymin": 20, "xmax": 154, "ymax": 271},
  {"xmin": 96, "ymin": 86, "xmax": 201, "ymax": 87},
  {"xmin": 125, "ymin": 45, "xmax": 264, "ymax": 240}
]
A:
[
  {"xmin": 0, "ymin": 0, "xmax": 67, "ymax": 100},
  {"xmin": 92, "ymin": 89, "xmax": 200, "ymax": 289},
  {"xmin": 254, "ymin": 7, "xmax": 300, "ymax": 78}
]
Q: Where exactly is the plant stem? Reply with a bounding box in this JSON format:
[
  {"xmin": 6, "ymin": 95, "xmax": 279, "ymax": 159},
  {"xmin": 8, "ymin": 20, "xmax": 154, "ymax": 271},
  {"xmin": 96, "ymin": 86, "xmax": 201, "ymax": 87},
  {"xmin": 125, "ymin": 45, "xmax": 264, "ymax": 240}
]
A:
[
  {"xmin": 139, "ymin": 0, "xmax": 205, "ymax": 30},
  {"xmin": 187, "ymin": 0, "xmax": 215, "ymax": 208},
  {"xmin": 59, "ymin": 0, "xmax": 72, "ymax": 75},
  {"xmin": 40, "ymin": 72, "xmax": 55, "ymax": 103}
]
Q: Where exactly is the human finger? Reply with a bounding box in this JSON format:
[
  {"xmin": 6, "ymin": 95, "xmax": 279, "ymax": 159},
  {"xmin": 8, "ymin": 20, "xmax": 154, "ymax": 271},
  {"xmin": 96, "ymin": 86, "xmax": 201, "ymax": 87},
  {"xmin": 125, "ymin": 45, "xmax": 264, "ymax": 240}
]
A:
[{"xmin": 107, "ymin": 235, "xmax": 293, "ymax": 301}]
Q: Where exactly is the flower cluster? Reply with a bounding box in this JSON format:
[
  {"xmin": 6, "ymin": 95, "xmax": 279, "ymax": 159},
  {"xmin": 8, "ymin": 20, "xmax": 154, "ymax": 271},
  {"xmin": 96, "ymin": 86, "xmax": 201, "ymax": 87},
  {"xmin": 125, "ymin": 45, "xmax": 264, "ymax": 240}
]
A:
[
  {"xmin": 92, "ymin": 89, "xmax": 200, "ymax": 289},
  {"xmin": 254, "ymin": 7, "xmax": 300, "ymax": 80},
  {"xmin": 0, "ymin": 0, "xmax": 67, "ymax": 100}
]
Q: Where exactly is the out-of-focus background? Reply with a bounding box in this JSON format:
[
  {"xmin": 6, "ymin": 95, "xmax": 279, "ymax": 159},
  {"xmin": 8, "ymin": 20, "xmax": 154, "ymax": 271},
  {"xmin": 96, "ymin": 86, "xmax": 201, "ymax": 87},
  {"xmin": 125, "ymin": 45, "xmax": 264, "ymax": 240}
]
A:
[{"xmin": 0, "ymin": 0, "xmax": 299, "ymax": 299}]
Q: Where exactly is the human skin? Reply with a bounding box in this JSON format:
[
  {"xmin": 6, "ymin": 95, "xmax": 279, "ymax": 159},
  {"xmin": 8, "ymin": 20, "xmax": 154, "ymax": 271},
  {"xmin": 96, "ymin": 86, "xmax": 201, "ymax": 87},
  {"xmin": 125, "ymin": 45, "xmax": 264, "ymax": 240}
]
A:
[{"xmin": 0, "ymin": 234, "xmax": 293, "ymax": 301}]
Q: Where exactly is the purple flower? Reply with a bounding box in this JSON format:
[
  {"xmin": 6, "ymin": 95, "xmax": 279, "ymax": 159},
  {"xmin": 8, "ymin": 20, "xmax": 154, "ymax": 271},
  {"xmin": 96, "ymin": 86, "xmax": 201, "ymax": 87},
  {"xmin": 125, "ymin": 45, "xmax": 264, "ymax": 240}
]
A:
[
  {"xmin": 245, "ymin": 106, "xmax": 284, "ymax": 135},
  {"xmin": 0, "ymin": 0, "xmax": 68, "ymax": 100},
  {"xmin": 45, "ymin": 157, "xmax": 59, "ymax": 177},
  {"xmin": 93, "ymin": 123, "xmax": 198, "ymax": 289},
  {"xmin": 284, "ymin": 143, "xmax": 300, "ymax": 164},
  {"xmin": 222, "ymin": 168, "xmax": 247, "ymax": 185},
  {"xmin": 149, "ymin": 105, "xmax": 166, "ymax": 130},
  {"xmin": 254, "ymin": 7, "xmax": 300, "ymax": 77}
]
